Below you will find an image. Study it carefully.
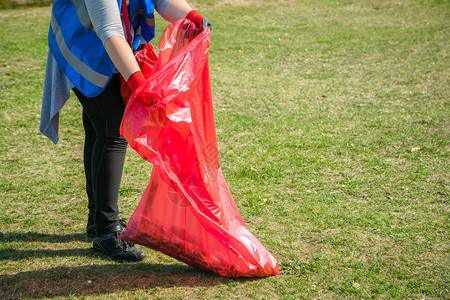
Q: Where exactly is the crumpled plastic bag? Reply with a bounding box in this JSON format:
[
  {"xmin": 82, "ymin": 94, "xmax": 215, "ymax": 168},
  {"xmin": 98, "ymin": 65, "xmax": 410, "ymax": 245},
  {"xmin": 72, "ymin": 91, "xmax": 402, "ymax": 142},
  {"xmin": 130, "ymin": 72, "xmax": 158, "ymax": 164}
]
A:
[
  {"xmin": 119, "ymin": 19, "xmax": 280, "ymax": 278},
  {"xmin": 119, "ymin": 42, "xmax": 158, "ymax": 105}
]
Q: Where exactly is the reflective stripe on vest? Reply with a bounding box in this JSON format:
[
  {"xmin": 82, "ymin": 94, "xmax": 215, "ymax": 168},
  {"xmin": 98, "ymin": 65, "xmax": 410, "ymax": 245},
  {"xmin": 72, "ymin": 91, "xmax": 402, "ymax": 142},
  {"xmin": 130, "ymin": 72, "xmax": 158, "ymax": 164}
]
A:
[
  {"xmin": 50, "ymin": 12, "xmax": 109, "ymax": 89},
  {"xmin": 49, "ymin": 0, "xmax": 155, "ymax": 97}
]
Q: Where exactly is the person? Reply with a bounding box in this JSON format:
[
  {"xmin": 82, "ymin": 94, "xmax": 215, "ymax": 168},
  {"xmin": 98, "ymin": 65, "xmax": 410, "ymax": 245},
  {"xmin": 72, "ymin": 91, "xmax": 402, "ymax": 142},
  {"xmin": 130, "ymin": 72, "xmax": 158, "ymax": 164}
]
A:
[{"xmin": 40, "ymin": 0, "xmax": 211, "ymax": 262}]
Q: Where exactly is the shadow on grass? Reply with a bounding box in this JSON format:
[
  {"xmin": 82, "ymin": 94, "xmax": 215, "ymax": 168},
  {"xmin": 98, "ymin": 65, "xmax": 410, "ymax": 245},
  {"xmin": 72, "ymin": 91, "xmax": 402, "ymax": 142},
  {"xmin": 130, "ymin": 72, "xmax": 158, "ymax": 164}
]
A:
[
  {"xmin": 0, "ymin": 231, "xmax": 94, "ymax": 261},
  {"xmin": 0, "ymin": 247, "xmax": 93, "ymax": 261},
  {"xmin": 0, "ymin": 262, "xmax": 231, "ymax": 299},
  {"xmin": 0, "ymin": 232, "xmax": 256, "ymax": 299},
  {"xmin": 0, "ymin": 232, "xmax": 87, "ymax": 243}
]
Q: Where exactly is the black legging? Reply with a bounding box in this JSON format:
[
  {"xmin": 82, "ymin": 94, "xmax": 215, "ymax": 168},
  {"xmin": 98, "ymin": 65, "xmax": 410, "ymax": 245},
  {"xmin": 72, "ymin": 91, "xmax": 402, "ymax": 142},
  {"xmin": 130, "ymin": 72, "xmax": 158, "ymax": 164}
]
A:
[{"xmin": 73, "ymin": 74, "xmax": 127, "ymax": 236}]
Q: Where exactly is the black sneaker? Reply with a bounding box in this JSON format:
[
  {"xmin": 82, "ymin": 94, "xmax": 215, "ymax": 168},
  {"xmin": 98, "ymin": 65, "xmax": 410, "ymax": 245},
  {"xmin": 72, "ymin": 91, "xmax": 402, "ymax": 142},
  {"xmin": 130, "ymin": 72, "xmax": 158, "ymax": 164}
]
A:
[
  {"xmin": 87, "ymin": 219, "xmax": 127, "ymax": 241},
  {"xmin": 93, "ymin": 230, "xmax": 145, "ymax": 262}
]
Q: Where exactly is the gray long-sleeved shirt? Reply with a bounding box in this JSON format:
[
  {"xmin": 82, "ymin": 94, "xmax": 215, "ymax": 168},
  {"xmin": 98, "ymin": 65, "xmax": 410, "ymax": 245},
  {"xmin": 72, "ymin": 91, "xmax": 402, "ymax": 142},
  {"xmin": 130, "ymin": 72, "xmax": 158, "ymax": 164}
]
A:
[
  {"xmin": 40, "ymin": 0, "xmax": 172, "ymax": 143},
  {"xmin": 86, "ymin": 0, "xmax": 171, "ymax": 44}
]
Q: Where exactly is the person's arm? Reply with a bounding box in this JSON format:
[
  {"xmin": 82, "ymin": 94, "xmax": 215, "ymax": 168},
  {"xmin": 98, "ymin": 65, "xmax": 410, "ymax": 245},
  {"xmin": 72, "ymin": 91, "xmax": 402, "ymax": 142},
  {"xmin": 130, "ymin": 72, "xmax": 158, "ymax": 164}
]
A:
[
  {"xmin": 158, "ymin": 0, "xmax": 192, "ymax": 23},
  {"xmin": 104, "ymin": 36, "xmax": 141, "ymax": 82},
  {"xmin": 158, "ymin": 0, "xmax": 211, "ymax": 31},
  {"xmin": 85, "ymin": 0, "xmax": 140, "ymax": 82}
]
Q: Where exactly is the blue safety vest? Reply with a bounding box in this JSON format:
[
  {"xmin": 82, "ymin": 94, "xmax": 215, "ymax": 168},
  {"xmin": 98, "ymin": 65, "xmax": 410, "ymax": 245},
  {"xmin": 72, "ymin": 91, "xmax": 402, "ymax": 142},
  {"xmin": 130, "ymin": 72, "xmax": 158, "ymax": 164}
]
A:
[{"xmin": 48, "ymin": 0, "xmax": 156, "ymax": 97}]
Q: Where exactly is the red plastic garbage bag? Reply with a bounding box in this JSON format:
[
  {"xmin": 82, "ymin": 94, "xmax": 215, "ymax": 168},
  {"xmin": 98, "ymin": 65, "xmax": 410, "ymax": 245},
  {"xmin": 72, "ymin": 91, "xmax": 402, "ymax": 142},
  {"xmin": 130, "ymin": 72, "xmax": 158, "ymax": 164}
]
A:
[
  {"xmin": 119, "ymin": 19, "xmax": 280, "ymax": 278},
  {"xmin": 120, "ymin": 43, "xmax": 159, "ymax": 105}
]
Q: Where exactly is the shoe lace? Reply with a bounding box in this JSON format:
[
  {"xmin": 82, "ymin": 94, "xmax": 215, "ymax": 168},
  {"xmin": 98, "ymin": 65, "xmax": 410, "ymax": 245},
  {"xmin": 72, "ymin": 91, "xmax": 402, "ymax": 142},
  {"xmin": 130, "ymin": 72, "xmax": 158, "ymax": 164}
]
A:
[
  {"xmin": 115, "ymin": 237, "xmax": 135, "ymax": 250},
  {"xmin": 119, "ymin": 219, "xmax": 128, "ymax": 231},
  {"xmin": 115, "ymin": 220, "xmax": 135, "ymax": 249}
]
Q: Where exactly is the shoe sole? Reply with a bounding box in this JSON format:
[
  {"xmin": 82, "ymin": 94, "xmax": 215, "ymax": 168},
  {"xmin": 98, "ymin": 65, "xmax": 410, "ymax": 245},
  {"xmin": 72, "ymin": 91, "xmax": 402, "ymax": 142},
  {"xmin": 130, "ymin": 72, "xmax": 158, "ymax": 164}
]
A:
[{"xmin": 92, "ymin": 244, "xmax": 145, "ymax": 262}]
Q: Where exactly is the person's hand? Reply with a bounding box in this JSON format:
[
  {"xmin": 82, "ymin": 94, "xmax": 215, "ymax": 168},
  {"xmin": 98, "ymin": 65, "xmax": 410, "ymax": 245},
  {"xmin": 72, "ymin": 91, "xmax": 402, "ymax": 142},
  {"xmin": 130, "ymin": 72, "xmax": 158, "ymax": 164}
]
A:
[
  {"xmin": 186, "ymin": 10, "xmax": 212, "ymax": 31},
  {"xmin": 127, "ymin": 71, "xmax": 146, "ymax": 92}
]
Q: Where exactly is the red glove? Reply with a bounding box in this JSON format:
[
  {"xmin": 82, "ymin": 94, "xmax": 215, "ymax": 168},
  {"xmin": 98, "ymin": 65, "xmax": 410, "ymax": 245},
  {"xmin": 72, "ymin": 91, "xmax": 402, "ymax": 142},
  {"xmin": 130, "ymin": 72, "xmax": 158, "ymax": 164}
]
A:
[
  {"xmin": 186, "ymin": 10, "xmax": 212, "ymax": 31},
  {"xmin": 127, "ymin": 71, "xmax": 146, "ymax": 92}
]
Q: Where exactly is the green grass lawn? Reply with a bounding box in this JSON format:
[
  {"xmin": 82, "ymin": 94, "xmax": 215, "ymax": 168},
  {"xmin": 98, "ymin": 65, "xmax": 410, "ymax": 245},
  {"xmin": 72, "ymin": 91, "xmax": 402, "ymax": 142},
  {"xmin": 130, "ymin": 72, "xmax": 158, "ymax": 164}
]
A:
[{"xmin": 1, "ymin": 0, "xmax": 449, "ymax": 299}]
